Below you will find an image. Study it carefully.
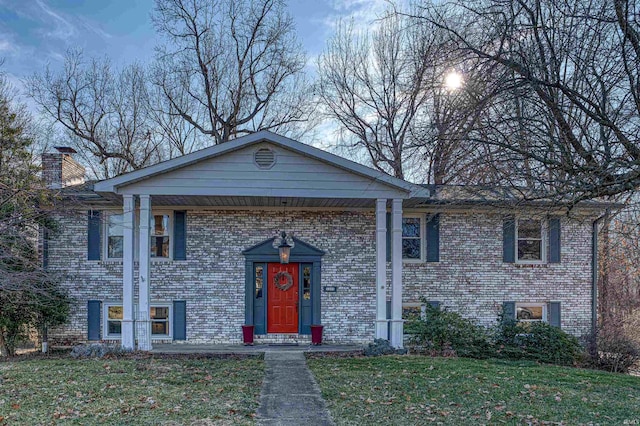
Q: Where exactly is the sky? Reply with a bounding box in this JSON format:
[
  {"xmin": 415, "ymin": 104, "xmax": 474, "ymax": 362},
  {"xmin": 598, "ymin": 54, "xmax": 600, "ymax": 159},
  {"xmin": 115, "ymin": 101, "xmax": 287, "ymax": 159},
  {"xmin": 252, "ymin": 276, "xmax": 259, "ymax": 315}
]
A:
[{"xmin": 0, "ymin": 0, "xmax": 395, "ymax": 105}]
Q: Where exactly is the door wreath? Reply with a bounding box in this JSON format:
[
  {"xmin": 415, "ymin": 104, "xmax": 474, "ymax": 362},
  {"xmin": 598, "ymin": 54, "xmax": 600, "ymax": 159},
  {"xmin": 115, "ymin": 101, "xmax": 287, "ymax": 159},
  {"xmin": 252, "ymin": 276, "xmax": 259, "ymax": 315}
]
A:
[{"xmin": 273, "ymin": 271, "xmax": 293, "ymax": 291}]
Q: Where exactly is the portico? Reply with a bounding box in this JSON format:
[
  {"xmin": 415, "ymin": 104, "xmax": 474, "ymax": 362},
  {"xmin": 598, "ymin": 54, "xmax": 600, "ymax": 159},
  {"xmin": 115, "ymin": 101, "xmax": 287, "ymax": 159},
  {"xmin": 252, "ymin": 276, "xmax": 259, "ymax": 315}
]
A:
[{"xmin": 93, "ymin": 131, "xmax": 430, "ymax": 350}]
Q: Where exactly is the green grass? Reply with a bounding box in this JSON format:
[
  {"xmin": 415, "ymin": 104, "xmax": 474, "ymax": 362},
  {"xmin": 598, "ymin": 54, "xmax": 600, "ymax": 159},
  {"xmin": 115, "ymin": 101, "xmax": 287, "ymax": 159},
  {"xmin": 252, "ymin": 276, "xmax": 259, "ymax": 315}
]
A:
[
  {"xmin": 308, "ymin": 356, "xmax": 640, "ymax": 425},
  {"xmin": 0, "ymin": 356, "xmax": 264, "ymax": 425}
]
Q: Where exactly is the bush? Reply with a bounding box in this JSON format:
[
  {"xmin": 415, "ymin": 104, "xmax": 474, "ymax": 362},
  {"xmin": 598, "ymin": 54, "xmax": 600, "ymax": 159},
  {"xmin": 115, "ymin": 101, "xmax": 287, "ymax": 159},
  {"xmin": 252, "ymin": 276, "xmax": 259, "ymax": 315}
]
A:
[
  {"xmin": 405, "ymin": 304, "xmax": 493, "ymax": 359},
  {"xmin": 364, "ymin": 339, "xmax": 407, "ymax": 356},
  {"xmin": 405, "ymin": 305, "xmax": 584, "ymax": 366},
  {"xmin": 493, "ymin": 318, "xmax": 583, "ymax": 366},
  {"xmin": 584, "ymin": 326, "xmax": 640, "ymax": 373},
  {"xmin": 71, "ymin": 343, "xmax": 132, "ymax": 359}
]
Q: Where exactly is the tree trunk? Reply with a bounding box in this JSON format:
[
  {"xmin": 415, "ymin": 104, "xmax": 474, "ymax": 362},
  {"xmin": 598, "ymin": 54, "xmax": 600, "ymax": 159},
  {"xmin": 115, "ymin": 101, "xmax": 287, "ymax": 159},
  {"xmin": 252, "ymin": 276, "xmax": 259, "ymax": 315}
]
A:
[{"xmin": 0, "ymin": 331, "xmax": 9, "ymax": 357}]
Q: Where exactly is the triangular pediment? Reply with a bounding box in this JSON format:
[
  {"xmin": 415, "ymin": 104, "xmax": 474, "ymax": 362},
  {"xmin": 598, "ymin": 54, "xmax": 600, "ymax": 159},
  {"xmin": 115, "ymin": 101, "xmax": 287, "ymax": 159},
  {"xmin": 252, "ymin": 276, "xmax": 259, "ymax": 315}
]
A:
[
  {"xmin": 242, "ymin": 236, "xmax": 325, "ymax": 259},
  {"xmin": 94, "ymin": 131, "xmax": 428, "ymax": 200}
]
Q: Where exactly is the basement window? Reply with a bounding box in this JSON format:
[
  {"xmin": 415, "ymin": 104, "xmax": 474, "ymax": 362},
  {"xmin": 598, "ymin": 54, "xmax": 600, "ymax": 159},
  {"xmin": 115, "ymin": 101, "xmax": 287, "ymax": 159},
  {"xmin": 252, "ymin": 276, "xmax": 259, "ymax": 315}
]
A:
[
  {"xmin": 103, "ymin": 303, "xmax": 172, "ymax": 339},
  {"xmin": 516, "ymin": 303, "xmax": 547, "ymax": 322}
]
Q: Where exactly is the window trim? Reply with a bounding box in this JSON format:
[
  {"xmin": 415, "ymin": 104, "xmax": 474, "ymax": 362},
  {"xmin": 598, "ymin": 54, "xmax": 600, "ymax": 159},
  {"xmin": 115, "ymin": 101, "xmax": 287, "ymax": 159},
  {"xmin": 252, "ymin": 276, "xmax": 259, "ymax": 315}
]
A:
[
  {"xmin": 402, "ymin": 303, "xmax": 426, "ymax": 320},
  {"xmin": 402, "ymin": 214, "xmax": 425, "ymax": 263},
  {"xmin": 149, "ymin": 211, "xmax": 173, "ymax": 261},
  {"xmin": 515, "ymin": 302, "xmax": 548, "ymax": 323},
  {"xmin": 103, "ymin": 302, "xmax": 173, "ymax": 340},
  {"xmin": 104, "ymin": 302, "xmax": 124, "ymax": 338},
  {"xmin": 515, "ymin": 217, "xmax": 547, "ymax": 264},
  {"xmin": 102, "ymin": 209, "xmax": 174, "ymax": 261},
  {"xmin": 104, "ymin": 211, "xmax": 126, "ymax": 261}
]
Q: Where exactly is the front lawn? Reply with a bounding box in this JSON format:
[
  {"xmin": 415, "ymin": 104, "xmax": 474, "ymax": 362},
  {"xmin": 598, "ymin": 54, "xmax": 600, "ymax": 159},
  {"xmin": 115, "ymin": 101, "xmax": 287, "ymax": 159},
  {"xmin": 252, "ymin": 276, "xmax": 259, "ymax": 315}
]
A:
[
  {"xmin": 308, "ymin": 356, "xmax": 640, "ymax": 425},
  {"xmin": 0, "ymin": 356, "xmax": 263, "ymax": 425}
]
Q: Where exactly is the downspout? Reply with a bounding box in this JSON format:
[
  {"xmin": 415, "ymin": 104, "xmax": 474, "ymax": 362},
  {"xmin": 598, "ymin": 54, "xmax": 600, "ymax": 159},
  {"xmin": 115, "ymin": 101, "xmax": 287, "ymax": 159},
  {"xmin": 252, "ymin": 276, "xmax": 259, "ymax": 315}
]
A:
[{"xmin": 591, "ymin": 210, "xmax": 609, "ymax": 335}]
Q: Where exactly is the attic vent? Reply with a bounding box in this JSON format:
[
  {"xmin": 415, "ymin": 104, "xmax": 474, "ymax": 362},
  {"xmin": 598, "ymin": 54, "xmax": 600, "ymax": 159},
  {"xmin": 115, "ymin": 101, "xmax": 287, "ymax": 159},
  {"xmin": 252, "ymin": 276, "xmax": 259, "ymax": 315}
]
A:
[{"xmin": 254, "ymin": 148, "xmax": 276, "ymax": 169}]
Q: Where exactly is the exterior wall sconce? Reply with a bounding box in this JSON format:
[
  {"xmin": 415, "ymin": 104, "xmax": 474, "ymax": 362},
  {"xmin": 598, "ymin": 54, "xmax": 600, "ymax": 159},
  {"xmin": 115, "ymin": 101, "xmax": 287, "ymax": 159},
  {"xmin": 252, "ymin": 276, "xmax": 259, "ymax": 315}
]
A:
[{"xmin": 278, "ymin": 231, "xmax": 291, "ymax": 264}]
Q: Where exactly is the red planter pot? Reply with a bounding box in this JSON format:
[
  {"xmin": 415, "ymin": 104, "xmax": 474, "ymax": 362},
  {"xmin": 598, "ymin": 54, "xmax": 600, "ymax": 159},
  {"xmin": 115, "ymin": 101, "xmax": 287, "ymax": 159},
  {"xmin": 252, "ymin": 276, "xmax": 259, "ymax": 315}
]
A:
[
  {"xmin": 242, "ymin": 325, "xmax": 255, "ymax": 346},
  {"xmin": 310, "ymin": 325, "xmax": 324, "ymax": 345}
]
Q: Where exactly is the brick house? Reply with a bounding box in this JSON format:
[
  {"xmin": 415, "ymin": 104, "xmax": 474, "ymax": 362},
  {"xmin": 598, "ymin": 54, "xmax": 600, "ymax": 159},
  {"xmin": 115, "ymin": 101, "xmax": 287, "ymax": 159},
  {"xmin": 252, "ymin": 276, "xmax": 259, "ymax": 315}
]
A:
[{"xmin": 43, "ymin": 131, "xmax": 604, "ymax": 349}]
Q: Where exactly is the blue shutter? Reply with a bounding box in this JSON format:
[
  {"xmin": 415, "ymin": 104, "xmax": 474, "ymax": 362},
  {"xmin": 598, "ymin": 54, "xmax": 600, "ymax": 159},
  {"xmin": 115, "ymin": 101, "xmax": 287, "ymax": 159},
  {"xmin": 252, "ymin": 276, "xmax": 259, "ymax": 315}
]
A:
[
  {"xmin": 548, "ymin": 218, "xmax": 561, "ymax": 263},
  {"xmin": 549, "ymin": 302, "xmax": 561, "ymax": 328},
  {"xmin": 386, "ymin": 212, "xmax": 391, "ymax": 262},
  {"xmin": 502, "ymin": 301, "xmax": 516, "ymax": 320},
  {"xmin": 87, "ymin": 300, "xmax": 101, "ymax": 341},
  {"xmin": 426, "ymin": 214, "xmax": 440, "ymax": 262},
  {"xmin": 173, "ymin": 211, "xmax": 187, "ymax": 260},
  {"xmin": 173, "ymin": 300, "xmax": 187, "ymax": 340},
  {"xmin": 503, "ymin": 215, "xmax": 515, "ymax": 263},
  {"xmin": 87, "ymin": 210, "xmax": 101, "ymax": 261}
]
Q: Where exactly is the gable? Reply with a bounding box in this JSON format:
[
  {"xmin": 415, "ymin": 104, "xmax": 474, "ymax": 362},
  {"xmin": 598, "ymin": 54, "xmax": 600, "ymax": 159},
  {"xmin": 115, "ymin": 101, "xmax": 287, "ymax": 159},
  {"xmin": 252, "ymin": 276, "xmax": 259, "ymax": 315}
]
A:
[
  {"xmin": 93, "ymin": 131, "xmax": 429, "ymax": 200},
  {"xmin": 242, "ymin": 236, "xmax": 325, "ymax": 260},
  {"xmin": 114, "ymin": 142, "xmax": 412, "ymax": 199}
]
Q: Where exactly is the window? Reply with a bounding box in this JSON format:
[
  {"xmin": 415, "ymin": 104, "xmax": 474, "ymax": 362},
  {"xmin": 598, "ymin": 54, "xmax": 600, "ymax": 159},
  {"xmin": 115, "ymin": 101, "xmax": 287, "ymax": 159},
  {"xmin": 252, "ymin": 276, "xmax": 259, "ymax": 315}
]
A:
[
  {"xmin": 402, "ymin": 304, "xmax": 425, "ymax": 320},
  {"xmin": 106, "ymin": 213, "xmax": 124, "ymax": 259},
  {"xmin": 103, "ymin": 303, "xmax": 172, "ymax": 339},
  {"xmin": 151, "ymin": 214, "xmax": 170, "ymax": 258},
  {"xmin": 516, "ymin": 219, "xmax": 544, "ymax": 262},
  {"xmin": 150, "ymin": 306, "xmax": 171, "ymax": 336},
  {"xmin": 302, "ymin": 265, "xmax": 311, "ymax": 300},
  {"xmin": 516, "ymin": 303, "xmax": 547, "ymax": 322},
  {"xmin": 104, "ymin": 211, "xmax": 172, "ymax": 260},
  {"xmin": 402, "ymin": 216, "xmax": 423, "ymax": 260},
  {"xmin": 255, "ymin": 265, "xmax": 264, "ymax": 298},
  {"xmin": 106, "ymin": 305, "xmax": 123, "ymax": 335}
]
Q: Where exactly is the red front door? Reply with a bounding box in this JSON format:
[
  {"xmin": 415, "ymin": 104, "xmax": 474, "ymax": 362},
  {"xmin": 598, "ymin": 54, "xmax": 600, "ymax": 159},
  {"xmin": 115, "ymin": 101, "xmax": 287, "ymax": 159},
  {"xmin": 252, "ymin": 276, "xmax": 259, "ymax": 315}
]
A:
[{"xmin": 267, "ymin": 263, "xmax": 299, "ymax": 333}]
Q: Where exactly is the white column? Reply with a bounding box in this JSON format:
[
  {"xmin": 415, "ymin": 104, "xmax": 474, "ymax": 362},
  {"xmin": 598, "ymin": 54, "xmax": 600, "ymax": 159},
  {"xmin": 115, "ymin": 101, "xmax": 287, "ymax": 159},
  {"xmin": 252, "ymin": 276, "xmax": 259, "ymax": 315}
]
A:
[
  {"xmin": 390, "ymin": 199, "xmax": 404, "ymax": 348},
  {"xmin": 121, "ymin": 194, "xmax": 135, "ymax": 350},
  {"xmin": 137, "ymin": 195, "xmax": 152, "ymax": 351},
  {"xmin": 375, "ymin": 199, "xmax": 388, "ymax": 339}
]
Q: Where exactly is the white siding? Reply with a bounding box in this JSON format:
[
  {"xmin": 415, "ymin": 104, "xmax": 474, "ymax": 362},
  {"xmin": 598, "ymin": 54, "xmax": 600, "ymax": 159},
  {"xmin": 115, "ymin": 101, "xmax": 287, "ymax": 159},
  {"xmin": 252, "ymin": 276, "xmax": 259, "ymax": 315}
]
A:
[{"xmin": 119, "ymin": 143, "xmax": 409, "ymax": 199}]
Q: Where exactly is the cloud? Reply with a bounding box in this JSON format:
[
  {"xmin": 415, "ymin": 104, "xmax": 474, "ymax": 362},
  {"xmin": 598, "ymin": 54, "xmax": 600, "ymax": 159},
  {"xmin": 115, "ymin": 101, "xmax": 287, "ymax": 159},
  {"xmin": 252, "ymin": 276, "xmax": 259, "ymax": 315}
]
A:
[
  {"xmin": 78, "ymin": 16, "xmax": 113, "ymax": 40},
  {"xmin": 0, "ymin": 38, "xmax": 13, "ymax": 52},
  {"xmin": 35, "ymin": 0, "xmax": 77, "ymax": 41}
]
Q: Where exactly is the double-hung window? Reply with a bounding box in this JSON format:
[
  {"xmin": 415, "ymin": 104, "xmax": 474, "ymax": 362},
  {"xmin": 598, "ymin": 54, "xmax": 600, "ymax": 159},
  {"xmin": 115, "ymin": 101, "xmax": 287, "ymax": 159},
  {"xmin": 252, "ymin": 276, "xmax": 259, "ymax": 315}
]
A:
[
  {"xmin": 151, "ymin": 214, "xmax": 171, "ymax": 258},
  {"xmin": 150, "ymin": 306, "xmax": 171, "ymax": 336},
  {"xmin": 402, "ymin": 216, "xmax": 423, "ymax": 261},
  {"xmin": 104, "ymin": 303, "xmax": 172, "ymax": 339},
  {"xmin": 516, "ymin": 219, "xmax": 545, "ymax": 263},
  {"xmin": 104, "ymin": 211, "xmax": 172, "ymax": 260},
  {"xmin": 106, "ymin": 213, "xmax": 124, "ymax": 259},
  {"xmin": 106, "ymin": 305, "xmax": 123, "ymax": 335}
]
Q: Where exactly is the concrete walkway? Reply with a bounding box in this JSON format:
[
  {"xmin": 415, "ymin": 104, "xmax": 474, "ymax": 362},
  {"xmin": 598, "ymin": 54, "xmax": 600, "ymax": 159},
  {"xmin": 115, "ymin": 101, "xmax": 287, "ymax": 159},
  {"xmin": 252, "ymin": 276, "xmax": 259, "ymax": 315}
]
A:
[{"xmin": 256, "ymin": 351, "xmax": 335, "ymax": 426}]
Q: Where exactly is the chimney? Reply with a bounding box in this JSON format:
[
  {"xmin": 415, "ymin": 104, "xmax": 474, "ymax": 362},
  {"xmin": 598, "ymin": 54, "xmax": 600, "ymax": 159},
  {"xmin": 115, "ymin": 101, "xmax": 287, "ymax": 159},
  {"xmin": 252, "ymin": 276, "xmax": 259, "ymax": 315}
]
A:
[{"xmin": 42, "ymin": 147, "xmax": 86, "ymax": 189}]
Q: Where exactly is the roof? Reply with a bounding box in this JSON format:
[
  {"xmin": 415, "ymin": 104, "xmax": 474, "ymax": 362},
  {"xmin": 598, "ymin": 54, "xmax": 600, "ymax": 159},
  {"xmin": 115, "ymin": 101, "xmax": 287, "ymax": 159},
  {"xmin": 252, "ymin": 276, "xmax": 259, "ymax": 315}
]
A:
[
  {"xmin": 93, "ymin": 130, "xmax": 429, "ymax": 198},
  {"xmin": 407, "ymin": 185, "xmax": 618, "ymax": 210}
]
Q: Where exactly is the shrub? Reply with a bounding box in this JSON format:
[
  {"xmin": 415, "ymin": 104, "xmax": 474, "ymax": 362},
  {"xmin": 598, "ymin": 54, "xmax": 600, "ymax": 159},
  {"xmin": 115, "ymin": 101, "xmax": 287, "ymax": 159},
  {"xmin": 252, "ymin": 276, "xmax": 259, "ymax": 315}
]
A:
[
  {"xmin": 584, "ymin": 326, "xmax": 640, "ymax": 373},
  {"xmin": 493, "ymin": 319, "xmax": 583, "ymax": 366},
  {"xmin": 364, "ymin": 339, "xmax": 407, "ymax": 356},
  {"xmin": 70, "ymin": 343, "xmax": 132, "ymax": 359},
  {"xmin": 406, "ymin": 304, "xmax": 493, "ymax": 359}
]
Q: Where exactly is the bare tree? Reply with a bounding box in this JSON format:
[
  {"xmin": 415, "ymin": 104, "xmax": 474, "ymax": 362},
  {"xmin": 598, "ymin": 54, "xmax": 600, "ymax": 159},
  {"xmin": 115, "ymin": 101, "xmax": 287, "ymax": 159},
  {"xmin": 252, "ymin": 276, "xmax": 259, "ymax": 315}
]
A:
[
  {"xmin": 316, "ymin": 10, "xmax": 502, "ymax": 184},
  {"xmin": 317, "ymin": 15, "xmax": 441, "ymax": 179},
  {"xmin": 412, "ymin": 0, "xmax": 640, "ymax": 202},
  {"xmin": 0, "ymin": 68, "xmax": 70, "ymax": 356},
  {"xmin": 152, "ymin": 0, "xmax": 313, "ymax": 144},
  {"xmin": 26, "ymin": 50, "xmax": 163, "ymax": 179}
]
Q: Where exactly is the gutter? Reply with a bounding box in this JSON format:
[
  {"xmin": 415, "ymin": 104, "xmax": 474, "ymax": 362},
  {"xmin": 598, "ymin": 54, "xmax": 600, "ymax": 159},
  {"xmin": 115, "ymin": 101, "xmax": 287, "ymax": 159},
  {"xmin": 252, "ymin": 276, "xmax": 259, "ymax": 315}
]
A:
[{"xmin": 591, "ymin": 210, "xmax": 610, "ymax": 334}]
